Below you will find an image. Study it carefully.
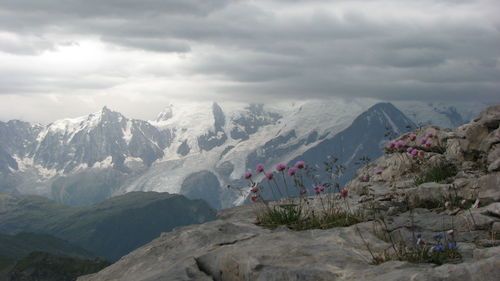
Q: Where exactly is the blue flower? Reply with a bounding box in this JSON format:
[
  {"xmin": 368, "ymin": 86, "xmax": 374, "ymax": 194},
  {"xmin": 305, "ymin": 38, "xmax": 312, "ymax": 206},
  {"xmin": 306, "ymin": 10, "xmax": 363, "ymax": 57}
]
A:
[
  {"xmin": 433, "ymin": 234, "xmax": 443, "ymax": 240},
  {"xmin": 448, "ymin": 242, "xmax": 457, "ymax": 249},
  {"xmin": 432, "ymin": 245, "xmax": 445, "ymax": 251}
]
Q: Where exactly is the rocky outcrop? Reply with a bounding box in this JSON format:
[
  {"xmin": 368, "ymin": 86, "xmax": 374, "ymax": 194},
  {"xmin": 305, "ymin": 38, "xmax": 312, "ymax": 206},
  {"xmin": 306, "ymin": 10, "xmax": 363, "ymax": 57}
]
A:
[{"xmin": 79, "ymin": 105, "xmax": 500, "ymax": 281}]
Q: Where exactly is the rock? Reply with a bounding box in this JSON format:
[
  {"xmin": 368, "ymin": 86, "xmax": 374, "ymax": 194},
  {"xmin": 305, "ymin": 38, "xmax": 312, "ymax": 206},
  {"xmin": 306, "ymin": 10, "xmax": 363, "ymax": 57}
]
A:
[
  {"xmin": 475, "ymin": 173, "xmax": 500, "ymax": 204},
  {"xmin": 492, "ymin": 222, "xmax": 500, "ymax": 234},
  {"xmin": 488, "ymin": 159, "xmax": 500, "ymax": 172}
]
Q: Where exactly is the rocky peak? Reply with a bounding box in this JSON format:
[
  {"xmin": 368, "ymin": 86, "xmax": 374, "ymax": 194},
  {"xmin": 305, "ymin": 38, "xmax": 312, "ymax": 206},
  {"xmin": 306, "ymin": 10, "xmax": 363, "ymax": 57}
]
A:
[{"xmin": 155, "ymin": 104, "xmax": 174, "ymax": 122}]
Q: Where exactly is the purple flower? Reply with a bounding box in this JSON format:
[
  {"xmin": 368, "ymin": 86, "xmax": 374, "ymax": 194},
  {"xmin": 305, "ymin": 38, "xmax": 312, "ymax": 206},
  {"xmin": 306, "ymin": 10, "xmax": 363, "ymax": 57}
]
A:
[
  {"xmin": 411, "ymin": 148, "xmax": 419, "ymax": 156},
  {"xmin": 386, "ymin": 141, "xmax": 396, "ymax": 149},
  {"xmin": 313, "ymin": 185, "xmax": 325, "ymax": 195},
  {"xmin": 295, "ymin": 161, "xmax": 306, "ymax": 169},
  {"xmin": 409, "ymin": 133, "xmax": 417, "ymax": 141},
  {"xmin": 425, "ymin": 140, "xmax": 432, "ymax": 148},
  {"xmin": 427, "ymin": 131, "xmax": 435, "ymax": 138},
  {"xmin": 265, "ymin": 172, "xmax": 274, "ymax": 180},
  {"xmin": 420, "ymin": 137, "xmax": 428, "ymax": 145},
  {"xmin": 255, "ymin": 163, "xmax": 265, "ymax": 174},
  {"xmin": 288, "ymin": 167, "xmax": 297, "ymax": 176},
  {"xmin": 407, "ymin": 147, "xmax": 414, "ymax": 153},
  {"xmin": 276, "ymin": 163, "xmax": 287, "ymax": 172},
  {"xmin": 395, "ymin": 140, "xmax": 405, "ymax": 148},
  {"xmin": 375, "ymin": 169, "xmax": 383, "ymax": 175},
  {"xmin": 361, "ymin": 175, "xmax": 370, "ymax": 182},
  {"xmin": 448, "ymin": 242, "xmax": 457, "ymax": 249},
  {"xmin": 244, "ymin": 171, "xmax": 252, "ymax": 180}
]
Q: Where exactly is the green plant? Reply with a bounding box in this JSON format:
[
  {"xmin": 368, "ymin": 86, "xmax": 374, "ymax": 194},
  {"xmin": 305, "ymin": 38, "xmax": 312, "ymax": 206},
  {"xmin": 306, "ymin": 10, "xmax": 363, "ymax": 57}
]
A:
[
  {"xmin": 256, "ymin": 204, "xmax": 303, "ymax": 229},
  {"xmin": 256, "ymin": 205, "xmax": 362, "ymax": 231},
  {"xmin": 414, "ymin": 162, "xmax": 458, "ymax": 185}
]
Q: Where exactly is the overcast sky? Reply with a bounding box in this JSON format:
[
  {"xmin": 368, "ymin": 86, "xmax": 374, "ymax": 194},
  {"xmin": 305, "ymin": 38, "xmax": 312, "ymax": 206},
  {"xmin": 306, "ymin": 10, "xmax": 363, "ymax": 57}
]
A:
[{"xmin": 0, "ymin": 0, "xmax": 498, "ymax": 123}]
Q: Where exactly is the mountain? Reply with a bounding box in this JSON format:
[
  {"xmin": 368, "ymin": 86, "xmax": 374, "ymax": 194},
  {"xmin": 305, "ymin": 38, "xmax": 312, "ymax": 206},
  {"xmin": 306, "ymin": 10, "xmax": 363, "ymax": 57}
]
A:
[
  {"xmin": 0, "ymin": 100, "xmax": 489, "ymax": 209},
  {"xmin": 7, "ymin": 252, "xmax": 110, "ymax": 281},
  {"xmin": 248, "ymin": 102, "xmax": 416, "ymax": 201},
  {"xmin": 0, "ymin": 107, "xmax": 172, "ymax": 205},
  {"xmin": 0, "ymin": 233, "xmax": 95, "ymax": 261},
  {"xmin": 0, "ymin": 232, "xmax": 97, "ymax": 279},
  {"xmin": 0, "ymin": 192, "xmax": 216, "ymax": 261},
  {"xmin": 393, "ymin": 101, "xmax": 491, "ymax": 129}
]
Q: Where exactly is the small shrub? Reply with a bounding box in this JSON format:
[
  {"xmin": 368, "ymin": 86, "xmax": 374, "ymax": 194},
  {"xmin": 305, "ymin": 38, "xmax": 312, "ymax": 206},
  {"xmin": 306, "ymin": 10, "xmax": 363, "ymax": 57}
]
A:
[
  {"xmin": 256, "ymin": 204, "xmax": 303, "ymax": 229},
  {"xmin": 256, "ymin": 204, "xmax": 362, "ymax": 231},
  {"xmin": 414, "ymin": 163, "xmax": 458, "ymax": 185}
]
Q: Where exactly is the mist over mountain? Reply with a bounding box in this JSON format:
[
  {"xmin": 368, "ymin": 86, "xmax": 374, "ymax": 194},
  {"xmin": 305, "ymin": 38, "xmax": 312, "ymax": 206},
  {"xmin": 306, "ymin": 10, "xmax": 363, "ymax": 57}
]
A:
[{"xmin": 0, "ymin": 99, "xmax": 490, "ymax": 209}]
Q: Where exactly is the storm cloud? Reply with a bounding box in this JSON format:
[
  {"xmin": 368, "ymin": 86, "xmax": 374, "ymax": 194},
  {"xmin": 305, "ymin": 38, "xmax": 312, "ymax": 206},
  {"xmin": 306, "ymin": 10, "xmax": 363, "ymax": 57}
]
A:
[{"xmin": 0, "ymin": 0, "xmax": 498, "ymax": 122}]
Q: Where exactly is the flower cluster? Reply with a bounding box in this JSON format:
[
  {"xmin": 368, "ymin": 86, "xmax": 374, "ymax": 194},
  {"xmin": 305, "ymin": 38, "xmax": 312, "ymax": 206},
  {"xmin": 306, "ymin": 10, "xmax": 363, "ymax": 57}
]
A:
[
  {"xmin": 313, "ymin": 185, "xmax": 325, "ymax": 195},
  {"xmin": 385, "ymin": 130, "xmax": 437, "ymax": 155}
]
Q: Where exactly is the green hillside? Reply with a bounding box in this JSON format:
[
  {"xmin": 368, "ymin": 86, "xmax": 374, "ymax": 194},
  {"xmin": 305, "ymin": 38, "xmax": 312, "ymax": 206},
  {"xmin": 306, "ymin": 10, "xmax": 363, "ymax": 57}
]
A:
[
  {"xmin": 0, "ymin": 192, "xmax": 217, "ymax": 261},
  {"xmin": 8, "ymin": 252, "xmax": 110, "ymax": 281},
  {"xmin": 0, "ymin": 233, "xmax": 94, "ymax": 261}
]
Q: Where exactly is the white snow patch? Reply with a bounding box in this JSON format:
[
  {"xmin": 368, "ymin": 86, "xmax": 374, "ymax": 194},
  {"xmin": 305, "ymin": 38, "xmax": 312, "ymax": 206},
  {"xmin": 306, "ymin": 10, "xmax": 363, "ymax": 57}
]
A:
[{"xmin": 92, "ymin": 156, "xmax": 113, "ymax": 169}]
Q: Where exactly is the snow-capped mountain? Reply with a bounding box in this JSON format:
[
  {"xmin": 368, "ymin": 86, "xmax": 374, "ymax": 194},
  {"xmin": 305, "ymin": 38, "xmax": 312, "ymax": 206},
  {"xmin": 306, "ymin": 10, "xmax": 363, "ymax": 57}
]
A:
[
  {"xmin": 394, "ymin": 101, "xmax": 490, "ymax": 129},
  {"xmin": 0, "ymin": 99, "xmax": 490, "ymax": 208}
]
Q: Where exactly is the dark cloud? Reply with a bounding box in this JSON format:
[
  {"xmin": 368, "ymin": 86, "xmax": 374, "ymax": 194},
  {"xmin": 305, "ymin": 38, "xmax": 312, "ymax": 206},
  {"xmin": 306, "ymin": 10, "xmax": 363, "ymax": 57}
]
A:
[{"xmin": 0, "ymin": 0, "xmax": 498, "ymax": 106}]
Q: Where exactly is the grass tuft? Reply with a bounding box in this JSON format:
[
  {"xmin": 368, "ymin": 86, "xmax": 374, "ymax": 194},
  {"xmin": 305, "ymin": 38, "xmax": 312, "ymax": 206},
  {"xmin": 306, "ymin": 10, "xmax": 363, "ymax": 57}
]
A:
[{"xmin": 414, "ymin": 163, "xmax": 458, "ymax": 185}]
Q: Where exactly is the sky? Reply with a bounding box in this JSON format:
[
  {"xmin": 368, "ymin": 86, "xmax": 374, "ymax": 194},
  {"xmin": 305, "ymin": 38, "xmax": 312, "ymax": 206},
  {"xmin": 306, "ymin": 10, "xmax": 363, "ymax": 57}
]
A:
[{"xmin": 0, "ymin": 0, "xmax": 499, "ymax": 123}]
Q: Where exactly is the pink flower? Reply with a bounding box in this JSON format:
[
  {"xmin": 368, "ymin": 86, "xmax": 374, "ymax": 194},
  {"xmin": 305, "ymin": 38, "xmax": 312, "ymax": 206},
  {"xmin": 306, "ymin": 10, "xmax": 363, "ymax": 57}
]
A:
[
  {"xmin": 447, "ymin": 229, "xmax": 455, "ymax": 236},
  {"xmin": 255, "ymin": 163, "xmax": 265, "ymax": 174},
  {"xmin": 300, "ymin": 189, "xmax": 308, "ymax": 195},
  {"xmin": 420, "ymin": 138, "xmax": 428, "ymax": 145},
  {"xmin": 265, "ymin": 172, "xmax": 274, "ymax": 180},
  {"xmin": 427, "ymin": 131, "xmax": 435, "ymax": 138},
  {"xmin": 244, "ymin": 171, "xmax": 252, "ymax": 180},
  {"xmin": 425, "ymin": 141, "xmax": 432, "ymax": 148},
  {"xmin": 288, "ymin": 167, "xmax": 297, "ymax": 176},
  {"xmin": 313, "ymin": 185, "xmax": 325, "ymax": 195},
  {"xmin": 386, "ymin": 141, "xmax": 396, "ymax": 149},
  {"xmin": 395, "ymin": 140, "xmax": 405, "ymax": 148},
  {"xmin": 251, "ymin": 187, "xmax": 259, "ymax": 193},
  {"xmin": 411, "ymin": 148, "xmax": 419, "ymax": 156},
  {"xmin": 409, "ymin": 133, "xmax": 417, "ymax": 141},
  {"xmin": 445, "ymin": 201, "xmax": 452, "ymax": 208},
  {"xmin": 295, "ymin": 161, "xmax": 305, "ymax": 169},
  {"xmin": 276, "ymin": 163, "xmax": 287, "ymax": 172},
  {"xmin": 375, "ymin": 169, "xmax": 383, "ymax": 175},
  {"xmin": 340, "ymin": 188, "xmax": 349, "ymax": 198},
  {"xmin": 361, "ymin": 175, "xmax": 370, "ymax": 182},
  {"xmin": 251, "ymin": 195, "xmax": 259, "ymax": 202}
]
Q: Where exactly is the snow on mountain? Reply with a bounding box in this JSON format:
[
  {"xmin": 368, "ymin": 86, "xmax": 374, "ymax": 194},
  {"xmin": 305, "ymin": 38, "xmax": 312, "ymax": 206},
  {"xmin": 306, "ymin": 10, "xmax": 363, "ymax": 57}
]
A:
[
  {"xmin": 0, "ymin": 99, "xmax": 492, "ymax": 208},
  {"xmin": 394, "ymin": 101, "xmax": 490, "ymax": 129},
  {"xmin": 121, "ymin": 98, "xmax": 379, "ymax": 208}
]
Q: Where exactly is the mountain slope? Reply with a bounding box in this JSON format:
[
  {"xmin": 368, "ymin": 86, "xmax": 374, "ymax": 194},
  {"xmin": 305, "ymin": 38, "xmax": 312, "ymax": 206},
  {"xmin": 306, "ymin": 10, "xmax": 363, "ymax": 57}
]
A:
[
  {"xmin": 0, "ymin": 192, "xmax": 216, "ymax": 261},
  {"xmin": 0, "ymin": 233, "xmax": 95, "ymax": 260},
  {"xmin": 0, "ymin": 99, "xmax": 489, "ymax": 208}
]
